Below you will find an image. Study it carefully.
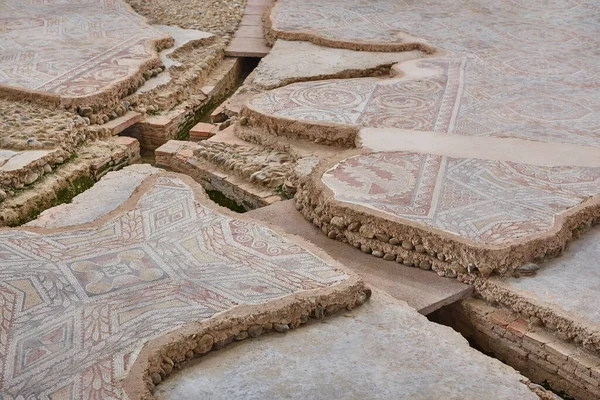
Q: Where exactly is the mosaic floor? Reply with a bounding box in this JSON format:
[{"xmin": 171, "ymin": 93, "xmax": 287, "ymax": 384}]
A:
[
  {"xmin": 0, "ymin": 174, "xmax": 348, "ymax": 399},
  {"xmin": 322, "ymin": 152, "xmax": 600, "ymax": 245},
  {"xmin": 251, "ymin": 0, "xmax": 600, "ymax": 147},
  {"xmin": 0, "ymin": 0, "xmax": 167, "ymax": 98}
]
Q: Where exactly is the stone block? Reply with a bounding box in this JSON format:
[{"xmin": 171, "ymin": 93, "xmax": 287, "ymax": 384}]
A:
[
  {"xmin": 463, "ymin": 298, "xmax": 497, "ymax": 317},
  {"xmin": 529, "ymin": 353, "xmax": 559, "ymax": 373},
  {"xmin": 103, "ymin": 112, "xmax": 141, "ymax": 135},
  {"xmin": 190, "ymin": 122, "xmax": 216, "ymax": 141},
  {"xmin": 545, "ymin": 340, "xmax": 577, "ymax": 361}
]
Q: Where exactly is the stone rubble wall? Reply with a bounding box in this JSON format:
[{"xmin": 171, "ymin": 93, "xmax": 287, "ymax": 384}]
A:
[
  {"xmin": 0, "ymin": 137, "xmax": 140, "ymax": 227},
  {"xmin": 0, "ymin": 119, "xmax": 126, "ymax": 203},
  {"xmin": 193, "ymin": 140, "xmax": 295, "ymax": 189},
  {"xmin": 155, "ymin": 140, "xmax": 282, "ymax": 210},
  {"xmin": 124, "ymin": 58, "xmax": 242, "ymax": 150},
  {"xmin": 433, "ymin": 298, "xmax": 600, "ymax": 400}
]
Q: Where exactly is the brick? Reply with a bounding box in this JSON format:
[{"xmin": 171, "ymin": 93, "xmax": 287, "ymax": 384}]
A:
[
  {"xmin": 522, "ymin": 339, "xmax": 546, "ymax": 358},
  {"xmin": 561, "ymin": 359, "xmax": 578, "ymax": 374},
  {"xmin": 463, "ymin": 298, "xmax": 497, "ymax": 318},
  {"xmin": 505, "ymin": 341, "xmax": 529, "ymax": 359},
  {"xmin": 234, "ymin": 25, "xmax": 264, "ymax": 39},
  {"xmin": 225, "ymin": 37, "xmax": 270, "ymax": 57},
  {"xmin": 244, "ymin": 5, "xmax": 268, "ymax": 14},
  {"xmin": 529, "ymin": 353, "xmax": 559, "ymax": 373},
  {"xmin": 544, "ymin": 340, "xmax": 577, "ymax": 362},
  {"xmin": 200, "ymin": 86, "xmax": 215, "ymax": 96},
  {"xmin": 189, "ymin": 122, "xmax": 216, "ymax": 141},
  {"xmin": 247, "ymin": 0, "xmax": 271, "ymax": 5},
  {"xmin": 103, "ymin": 111, "xmax": 141, "ymax": 135},
  {"xmin": 546, "ymin": 354, "xmax": 565, "ymax": 367},
  {"xmin": 489, "ymin": 309, "xmax": 516, "ymax": 327},
  {"xmin": 524, "ymin": 328, "xmax": 555, "ymax": 345},
  {"xmin": 240, "ymin": 14, "xmax": 262, "ymax": 25},
  {"xmin": 573, "ymin": 351, "xmax": 600, "ymax": 370},
  {"xmin": 507, "ymin": 318, "xmax": 529, "ymax": 338},
  {"xmin": 502, "ymin": 329, "xmax": 524, "ymax": 344},
  {"xmin": 577, "ymin": 368, "xmax": 600, "ymax": 386},
  {"xmin": 558, "ymin": 368, "xmax": 583, "ymax": 387}
]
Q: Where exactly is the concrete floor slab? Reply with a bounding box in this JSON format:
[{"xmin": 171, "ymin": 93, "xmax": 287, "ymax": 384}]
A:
[
  {"xmin": 26, "ymin": 164, "xmax": 160, "ymax": 228},
  {"xmin": 157, "ymin": 290, "xmax": 537, "ymax": 400},
  {"xmin": 246, "ymin": 200, "xmax": 471, "ymax": 314},
  {"xmin": 506, "ymin": 225, "xmax": 600, "ymax": 325},
  {"xmin": 0, "ymin": 150, "xmax": 50, "ymax": 172}
]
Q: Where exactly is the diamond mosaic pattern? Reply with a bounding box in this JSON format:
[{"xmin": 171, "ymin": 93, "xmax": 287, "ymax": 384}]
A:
[
  {"xmin": 323, "ymin": 152, "xmax": 600, "ymax": 244},
  {"xmin": 0, "ymin": 176, "xmax": 347, "ymax": 399}
]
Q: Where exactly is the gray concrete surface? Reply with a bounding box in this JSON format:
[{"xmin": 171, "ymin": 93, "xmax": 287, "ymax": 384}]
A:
[
  {"xmin": 246, "ymin": 200, "xmax": 472, "ymax": 314},
  {"xmin": 506, "ymin": 225, "xmax": 600, "ymax": 324},
  {"xmin": 157, "ymin": 291, "xmax": 536, "ymax": 400}
]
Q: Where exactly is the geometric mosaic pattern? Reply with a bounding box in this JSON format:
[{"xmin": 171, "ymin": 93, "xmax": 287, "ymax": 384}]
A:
[
  {"xmin": 255, "ymin": 0, "xmax": 600, "ymax": 146},
  {"xmin": 0, "ymin": 175, "xmax": 347, "ymax": 399},
  {"xmin": 248, "ymin": 65, "xmax": 450, "ymax": 132},
  {"xmin": 0, "ymin": 0, "xmax": 168, "ymax": 98},
  {"xmin": 323, "ymin": 152, "xmax": 600, "ymax": 245}
]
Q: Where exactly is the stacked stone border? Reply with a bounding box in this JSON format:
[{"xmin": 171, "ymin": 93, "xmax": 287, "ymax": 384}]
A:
[
  {"xmin": 156, "ymin": 140, "xmax": 283, "ymax": 210},
  {"xmin": 240, "ymin": 102, "xmax": 361, "ymax": 148},
  {"xmin": 121, "ymin": 277, "xmax": 371, "ymax": 399},
  {"xmin": 262, "ymin": 0, "xmax": 437, "ymax": 54},
  {"xmin": 0, "ymin": 137, "xmax": 140, "ymax": 227},
  {"xmin": 293, "ymin": 151, "xmax": 600, "ymax": 280},
  {"xmin": 433, "ymin": 298, "xmax": 600, "ymax": 400}
]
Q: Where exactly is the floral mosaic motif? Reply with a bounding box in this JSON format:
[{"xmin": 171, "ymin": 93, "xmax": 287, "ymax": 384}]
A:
[
  {"xmin": 68, "ymin": 248, "xmax": 166, "ymax": 296},
  {"xmin": 259, "ymin": 0, "xmax": 600, "ymax": 146},
  {"xmin": 322, "ymin": 152, "xmax": 600, "ymax": 245},
  {"xmin": 0, "ymin": 0, "xmax": 168, "ymax": 98},
  {"xmin": 0, "ymin": 176, "xmax": 347, "ymax": 399}
]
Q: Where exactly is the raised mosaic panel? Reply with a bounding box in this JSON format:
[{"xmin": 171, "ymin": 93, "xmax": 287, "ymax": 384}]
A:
[
  {"xmin": 0, "ymin": 176, "xmax": 347, "ymax": 398},
  {"xmin": 0, "ymin": 0, "xmax": 167, "ymax": 98},
  {"xmin": 322, "ymin": 152, "xmax": 600, "ymax": 245},
  {"xmin": 256, "ymin": 0, "xmax": 600, "ymax": 146}
]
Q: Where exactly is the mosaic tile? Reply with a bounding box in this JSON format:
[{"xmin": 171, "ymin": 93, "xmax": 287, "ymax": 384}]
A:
[
  {"xmin": 253, "ymin": 0, "xmax": 600, "ymax": 146},
  {"xmin": 0, "ymin": 175, "xmax": 347, "ymax": 399},
  {"xmin": 322, "ymin": 152, "xmax": 600, "ymax": 245},
  {"xmin": 0, "ymin": 0, "xmax": 168, "ymax": 99}
]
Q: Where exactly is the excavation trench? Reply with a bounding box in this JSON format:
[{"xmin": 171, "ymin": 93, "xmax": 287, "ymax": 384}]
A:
[{"xmin": 429, "ymin": 302, "xmax": 584, "ymax": 400}]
